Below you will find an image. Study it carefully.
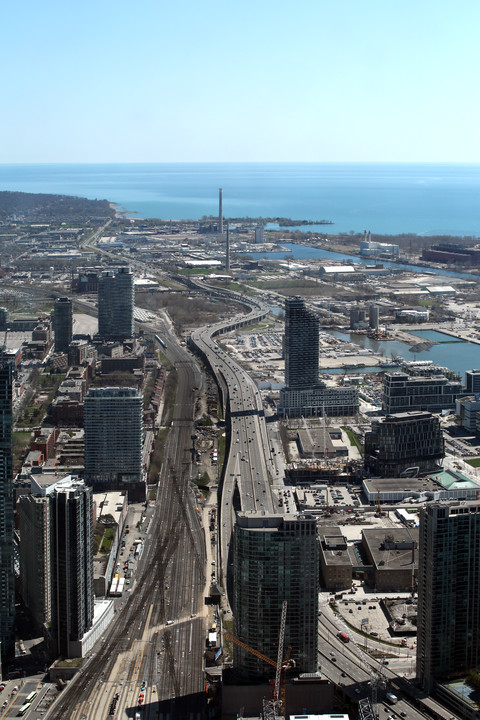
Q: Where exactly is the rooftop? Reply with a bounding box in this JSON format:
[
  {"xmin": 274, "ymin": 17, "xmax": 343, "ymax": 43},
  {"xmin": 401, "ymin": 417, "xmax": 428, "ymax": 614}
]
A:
[{"xmin": 362, "ymin": 527, "xmax": 419, "ymax": 571}]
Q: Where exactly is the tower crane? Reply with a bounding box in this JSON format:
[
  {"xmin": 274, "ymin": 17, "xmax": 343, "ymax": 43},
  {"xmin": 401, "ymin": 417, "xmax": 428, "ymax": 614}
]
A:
[
  {"xmin": 221, "ymin": 601, "xmax": 294, "ymax": 719},
  {"xmin": 375, "ymin": 488, "xmax": 385, "ymax": 517}
]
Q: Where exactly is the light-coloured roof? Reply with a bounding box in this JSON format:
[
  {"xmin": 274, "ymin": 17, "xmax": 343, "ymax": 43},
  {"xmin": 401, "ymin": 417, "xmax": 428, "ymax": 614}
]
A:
[{"xmin": 321, "ymin": 265, "xmax": 356, "ymax": 273}]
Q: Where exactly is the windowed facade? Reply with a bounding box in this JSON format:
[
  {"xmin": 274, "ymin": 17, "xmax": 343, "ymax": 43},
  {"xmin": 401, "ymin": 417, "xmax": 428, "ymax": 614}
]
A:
[
  {"xmin": 84, "ymin": 387, "xmax": 144, "ymax": 494},
  {"xmin": 233, "ymin": 513, "xmax": 318, "ymax": 679},
  {"xmin": 98, "ymin": 267, "xmax": 134, "ymax": 340},
  {"xmin": 417, "ymin": 502, "xmax": 480, "ymax": 692},
  {"xmin": 364, "ymin": 411, "xmax": 444, "ymax": 476},
  {"xmin": 0, "ymin": 360, "xmax": 14, "ymax": 659},
  {"xmin": 383, "ymin": 373, "xmax": 462, "ymax": 414}
]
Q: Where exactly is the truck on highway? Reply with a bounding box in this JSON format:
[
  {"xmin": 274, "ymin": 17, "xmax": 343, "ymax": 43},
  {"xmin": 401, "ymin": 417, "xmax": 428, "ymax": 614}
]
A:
[{"xmin": 386, "ymin": 692, "xmax": 398, "ymax": 704}]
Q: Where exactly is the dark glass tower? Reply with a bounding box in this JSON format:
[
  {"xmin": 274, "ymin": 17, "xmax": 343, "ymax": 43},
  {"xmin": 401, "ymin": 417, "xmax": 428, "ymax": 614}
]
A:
[
  {"xmin": 53, "ymin": 296, "xmax": 73, "ymax": 353},
  {"xmin": 284, "ymin": 297, "xmax": 320, "ymax": 389},
  {"xmin": 0, "ymin": 359, "xmax": 14, "ymax": 659},
  {"xmin": 52, "ymin": 481, "xmax": 94, "ymax": 658},
  {"xmin": 98, "ymin": 267, "xmax": 134, "ymax": 340},
  {"xmin": 233, "ymin": 513, "xmax": 318, "ymax": 680},
  {"xmin": 84, "ymin": 387, "xmax": 144, "ymax": 495},
  {"xmin": 417, "ymin": 502, "xmax": 480, "ymax": 692}
]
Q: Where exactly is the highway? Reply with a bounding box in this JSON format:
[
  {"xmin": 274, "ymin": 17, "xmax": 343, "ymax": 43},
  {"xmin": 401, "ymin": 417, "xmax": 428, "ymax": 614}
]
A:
[
  {"xmin": 27, "ymin": 255, "xmax": 460, "ymax": 720},
  {"xmin": 189, "ymin": 287, "xmax": 280, "ymax": 599}
]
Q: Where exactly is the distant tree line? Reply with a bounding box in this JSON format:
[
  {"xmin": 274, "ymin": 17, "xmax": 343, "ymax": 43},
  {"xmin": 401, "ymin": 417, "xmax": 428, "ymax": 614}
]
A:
[{"xmin": 0, "ymin": 191, "xmax": 115, "ymax": 222}]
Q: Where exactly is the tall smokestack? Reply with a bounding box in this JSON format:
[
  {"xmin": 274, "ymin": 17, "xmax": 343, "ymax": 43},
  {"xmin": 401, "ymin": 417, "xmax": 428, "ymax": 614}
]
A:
[
  {"xmin": 226, "ymin": 222, "xmax": 230, "ymax": 271},
  {"xmin": 219, "ymin": 188, "xmax": 223, "ymax": 234}
]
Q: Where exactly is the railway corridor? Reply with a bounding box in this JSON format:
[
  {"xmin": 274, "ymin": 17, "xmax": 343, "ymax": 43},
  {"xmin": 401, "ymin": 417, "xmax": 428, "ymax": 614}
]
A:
[{"xmin": 46, "ymin": 342, "xmax": 208, "ymax": 720}]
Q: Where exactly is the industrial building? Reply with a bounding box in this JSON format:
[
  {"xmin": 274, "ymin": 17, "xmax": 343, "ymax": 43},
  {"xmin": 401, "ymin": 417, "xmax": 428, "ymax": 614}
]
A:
[
  {"xmin": 364, "ymin": 411, "xmax": 445, "ymax": 477},
  {"xmin": 422, "ymin": 243, "xmax": 480, "ymax": 266},
  {"xmin": 382, "ymin": 372, "xmax": 462, "ymax": 414},
  {"xmin": 363, "ymin": 469, "xmax": 480, "ymax": 504},
  {"xmin": 417, "ymin": 501, "xmax": 480, "ymax": 694},
  {"xmin": 360, "ymin": 234, "xmax": 399, "ymax": 259},
  {"xmin": 233, "ymin": 512, "xmax": 318, "ymax": 680}
]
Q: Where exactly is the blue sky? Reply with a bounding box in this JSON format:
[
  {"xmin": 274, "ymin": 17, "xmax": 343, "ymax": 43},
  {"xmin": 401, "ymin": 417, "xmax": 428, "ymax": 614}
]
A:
[{"xmin": 2, "ymin": 0, "xmax": 479, "ymax": 163}]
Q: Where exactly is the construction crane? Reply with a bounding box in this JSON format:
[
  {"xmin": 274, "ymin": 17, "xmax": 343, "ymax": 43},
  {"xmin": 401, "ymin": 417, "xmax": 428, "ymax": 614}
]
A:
[
  {"xmin": 375, "ymin": 488, "xmax": 385, "ymax": 517},
  {"xmin": 322, "ymin": 402, "xmax": 328, "ymax": 459},
  {"xmin": 221, "ymin": 601, "xmax": 294, "ymax": 719}
]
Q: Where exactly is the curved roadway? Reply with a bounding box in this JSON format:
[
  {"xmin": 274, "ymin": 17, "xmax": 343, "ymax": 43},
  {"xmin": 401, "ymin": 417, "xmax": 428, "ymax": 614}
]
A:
[{"xmin": 189, "ymin": 287, "xmax": 279, "ymax": 601}]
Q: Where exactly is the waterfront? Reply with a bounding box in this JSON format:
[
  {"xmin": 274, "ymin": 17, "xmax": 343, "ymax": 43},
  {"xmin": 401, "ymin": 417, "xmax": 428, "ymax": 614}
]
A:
[
  {"xmin": 1, "ymin": 162, "xmax": 480, "ymax": 236},
  {"xmin": 328, "ymin": 329, "xmax": 479, "ymax": 380},
  {"xmin": 243, "ymin": 242, "xmax": 480, "ymax": 281}
]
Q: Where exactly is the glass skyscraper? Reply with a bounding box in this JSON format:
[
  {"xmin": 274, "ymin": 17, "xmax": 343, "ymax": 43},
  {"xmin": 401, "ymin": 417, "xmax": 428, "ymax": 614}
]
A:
[
  {"xmin": 84, "ymin": 387, "xmax": 144, "ymax": 497},
  {"xmin": 98, "ymin": 267, "xmax": 134, "ymax": 340},
  {"xmin": 280, "ymin": 296, "xmax": 359, "ymax": 418},
  {"xmin": 0, "ymin": 359, "xmax": 14, "ymax": 659},
  {"xmin": 284, "ymin": 296, "xmax": 320, "ymax": 389},
  {"xmin": 52, "ymin": 480, "xmax": 94, "ymax": 658},
  {"xmin": 19, "ymin": 478, "xmax": 94, "ymax": 658},
  {"xmin": 417, "ymin": 501, "xmax": 480, "ymax": 692},
  {"xmin": 233, "ymin": 512, "xmax": 319, "ymax": 680},
  {"xmin": 53, "ymin": 296, "xmax": 73, "ymax": 353}
]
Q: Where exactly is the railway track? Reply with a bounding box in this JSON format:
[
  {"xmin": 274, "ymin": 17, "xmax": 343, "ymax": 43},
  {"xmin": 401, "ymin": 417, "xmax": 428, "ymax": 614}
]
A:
[{"xmin": 47, "ymin": 336, "xmax": 207, "ymax": 720}]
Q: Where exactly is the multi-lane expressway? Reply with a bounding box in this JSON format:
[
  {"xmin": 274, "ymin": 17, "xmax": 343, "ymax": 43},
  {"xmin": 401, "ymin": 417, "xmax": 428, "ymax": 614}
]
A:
[
  {"xmin": 190, "ymin": 291, "xmax": 280, "ymax": 596},
  {"xmin": 37, "ymin": 266, "xmax": 460, "ymax": 720}
]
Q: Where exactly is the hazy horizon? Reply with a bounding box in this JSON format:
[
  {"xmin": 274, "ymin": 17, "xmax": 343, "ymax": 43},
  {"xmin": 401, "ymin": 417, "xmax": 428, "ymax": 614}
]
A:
[{"xmin": 2, "ymin": 0, "xmax": 479, "ymax": 164}]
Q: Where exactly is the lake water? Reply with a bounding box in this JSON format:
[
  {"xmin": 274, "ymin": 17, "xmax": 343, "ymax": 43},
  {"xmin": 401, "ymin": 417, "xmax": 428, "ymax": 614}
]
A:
[
  {"xmin": 0, "ymin": 162, "xmax": 479, "ymax": 236},
  {"xmin": 243, "ymin": 243, "xmax": 480, "ymax": 281},
  {"xmin": 329, "ymin": 330, "xmax": 480, "ymax": 380}
]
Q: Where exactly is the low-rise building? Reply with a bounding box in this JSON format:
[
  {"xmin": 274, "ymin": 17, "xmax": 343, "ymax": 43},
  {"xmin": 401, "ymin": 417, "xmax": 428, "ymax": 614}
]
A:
[
  {"xmin": 362, "ymin": 528, "xmax": 418, "ymax": 592},
  {"xmin": 363, "ymin": 469, "xmax": 480, "ymax": 504},
  {"xmin": 279, "ymin": 385, "xmax": 359, "ymax": 418},
  {"xmin": 319, "ymin": 527, "xmax": 354, "ymax": 590},
  {"xmin": 382, "ymin": 372, "xmax": 462, "ymax": 414},
  {"xmin": 68, "ymin": 340, "xmax": 97, "ymax": 366},
  {"xmin": 297, "ymin": 427, "xmax": 348, "ymax": 458}
]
